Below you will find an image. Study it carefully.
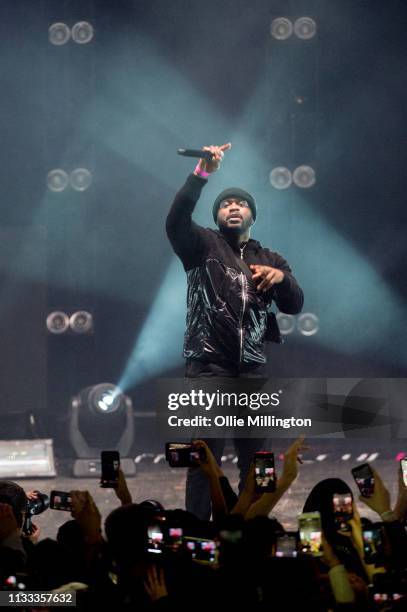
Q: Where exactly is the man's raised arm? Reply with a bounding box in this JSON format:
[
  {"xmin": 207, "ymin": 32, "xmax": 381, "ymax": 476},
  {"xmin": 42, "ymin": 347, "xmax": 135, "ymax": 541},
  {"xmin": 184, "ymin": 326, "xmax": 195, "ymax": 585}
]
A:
[{"xmin": 165, "ymin": 143, "xmax": 231, "ymax": 269}]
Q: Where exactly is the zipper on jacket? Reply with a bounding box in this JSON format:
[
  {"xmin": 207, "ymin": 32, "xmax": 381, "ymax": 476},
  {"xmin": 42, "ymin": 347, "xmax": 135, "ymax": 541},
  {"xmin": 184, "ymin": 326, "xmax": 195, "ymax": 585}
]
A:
[
  {"xmin": 239, "ymin": 272, "xmax": 248, "ymax": 362},
  {"xmin": 239, "ymin": 242, "xmax": 248, "ymax": 362}
]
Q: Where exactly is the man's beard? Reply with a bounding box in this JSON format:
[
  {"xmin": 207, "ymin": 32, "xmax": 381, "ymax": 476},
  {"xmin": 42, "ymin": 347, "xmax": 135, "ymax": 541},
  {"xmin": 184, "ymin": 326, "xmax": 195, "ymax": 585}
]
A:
[{"xmin": 218, "ymin": 217, "xmax": 251, "ymax": 238}]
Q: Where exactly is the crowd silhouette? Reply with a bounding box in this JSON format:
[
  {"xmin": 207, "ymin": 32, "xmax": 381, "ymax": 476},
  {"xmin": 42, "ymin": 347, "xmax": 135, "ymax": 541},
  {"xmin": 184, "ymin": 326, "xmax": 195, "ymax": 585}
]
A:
[{"xmin": 1, "ymin": 437, "xmax": 406, "ymax": 611}]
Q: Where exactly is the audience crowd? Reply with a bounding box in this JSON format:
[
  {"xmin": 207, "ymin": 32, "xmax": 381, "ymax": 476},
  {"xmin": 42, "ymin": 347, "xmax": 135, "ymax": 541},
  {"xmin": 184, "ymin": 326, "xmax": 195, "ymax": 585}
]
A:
[{"xmin": 1, "ymin": 437, "xmax": 406, "ymax": 611}]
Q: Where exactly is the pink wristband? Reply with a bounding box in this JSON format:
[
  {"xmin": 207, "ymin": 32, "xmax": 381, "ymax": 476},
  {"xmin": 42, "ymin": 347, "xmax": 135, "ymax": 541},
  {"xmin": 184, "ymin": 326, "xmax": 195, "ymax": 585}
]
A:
[{"xmin": 193, "ymin": 163, "xmax": 210, "ymax": 178}]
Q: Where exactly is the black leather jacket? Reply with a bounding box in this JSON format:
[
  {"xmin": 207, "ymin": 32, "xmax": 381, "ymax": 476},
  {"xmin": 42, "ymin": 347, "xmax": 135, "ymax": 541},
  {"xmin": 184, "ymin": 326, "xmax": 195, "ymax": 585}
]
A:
[{"xmin": 166, "ymin": 174, "xmax": 304, "ymax": 368}]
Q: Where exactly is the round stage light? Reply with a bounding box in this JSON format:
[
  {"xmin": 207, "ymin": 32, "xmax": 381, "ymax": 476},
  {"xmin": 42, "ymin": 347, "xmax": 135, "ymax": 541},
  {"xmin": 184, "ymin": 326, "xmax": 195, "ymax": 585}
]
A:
[
  {"xmin": 297, "ymin": 313, "xmax": 319, "ymax": 336},
  {"xmin": 70, "ymin": 383, "xmax": 135, "ymax": 475},
  {"xmin": 69, "ymin": 311, "xmax": 93, "ymax": 334},
  {"xmin": 46, "ymin": 311, "xmax": 69, "ymax": 334},
  {"xmin": 293, "ymin": 165, "xmax": 316, "ymax": 188},
  {"xmin": 47, "ymin": 169, "xmax": 69, "ymax": 192},
  {"xmin": 70, "ymin": 168, "xmax": 92, "ymax": 191},
  {"xmin": 294, "ymin": 17, "xmax": 317, "ymax": 40},
  {"xmin": 276, "ymin": 313, "xmax": 296, "ymax": 335},
  {"xmin": 98, "ymin": 393, "xmax": 115, "ymax": 412},
  {"xmin": 269, "ymin": 167, "xmax": 292, "ymax": 190},
  {"xmin": 71, "ymin": 21, "xmax": 94, "ymax": 44},
  {"xmin": 48, "ymin": 23, "xmax": 71, "ymax": 46},
  {"xmin": 271, "ymin": 18, "xmax": 293, "ymax": 40},
  {"xmin": 89, "ymin": 383, "xmax": 123, "ymax": 415}
]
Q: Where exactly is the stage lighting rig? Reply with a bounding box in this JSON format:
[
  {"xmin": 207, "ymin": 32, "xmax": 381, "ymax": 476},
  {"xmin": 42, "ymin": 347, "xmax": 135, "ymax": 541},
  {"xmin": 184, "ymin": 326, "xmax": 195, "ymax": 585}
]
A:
[
  {"xmin": 293, "ymin": 165, "xmax": 316, "ymax": 188},
  {"xmin": 276, "ymin": 313, "xmax": 296, "ymax": 335},
  {"xmin": 297, "ymin": 313, "xmax": 319, "ymax": 336},
  {"xmin": 47, "ymin": 169, "xmax": 69, "ymax": 192},
  {"xmin": 294, "ymin": 17, "xmax": 317, "ymax": 40},
  {"xmin": 46, "ymin": 311, "xmax": 70, "ymax": 335},
  {"xmin": 46, "ymin": 310, "xmax": 93, "ymax": 335},
  {"xmin": 70, "ymin": 168, "xmax": 92, "ymax": 191},
  {"xmin": 271, "ymin": 18, "xmax": 293, "ymax": 40},
  {"xmin": 69, "ymin": 311, "xmax": 93, "ymax": 334},
  {"xmin": 48, "ymin": 23, "xmax": 70, "ymax": 46},
  {"xmin": 71, "ymin": 21, "xmax": 94, "ymax": 44},
  {"xmin": 269, "ymin": 167, "xmax": 292, "ymax": 190},
  {"xmin": 69, "ymin": 383, "xmax": 136, "ymax": 477}
]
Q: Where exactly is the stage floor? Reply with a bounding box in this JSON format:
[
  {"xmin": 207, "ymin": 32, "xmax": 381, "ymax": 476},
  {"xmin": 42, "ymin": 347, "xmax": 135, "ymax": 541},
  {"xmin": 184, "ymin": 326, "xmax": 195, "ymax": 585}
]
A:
[{"xmin": 13, "ymin": 447, "xmax": 402, "ymax": 539}]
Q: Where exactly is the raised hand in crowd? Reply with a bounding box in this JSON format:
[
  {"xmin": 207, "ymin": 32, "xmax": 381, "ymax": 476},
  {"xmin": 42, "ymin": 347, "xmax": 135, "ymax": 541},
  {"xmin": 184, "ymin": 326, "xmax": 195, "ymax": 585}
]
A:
[
  {"xmin": 193, "ymin": 439, "xmax": 228, "ymax": 519},
  {"xmin": 23, "ymin": 521, "xmax": 41, "ymax": 545},
  {"xmin": 144, "ymin": 564, "xmax": 169, "ymax": 603},
  {"xmin": 231, "ymin": 460, "xmax": 259, "ymax": 517},
  {"xmin": 244, "ymin": 437, "xmax": 308, "ymax": 520},
  {"xmin": 394, "ymin": 462, "xmax": 407, "ymax": 522},
  {"xmin": 358, "ymin": 465, "xmax": 407, "ymax": 572},
  {"xmin": 70, "ymin": 490, "xmax": 103, "ymax": 545},
  {"xmin": 336, "ymin": 501, "xmax": 368, "ymax": 579},
  {"xmin": 114, "ymin": 469, "xmax": 132, "ymax": 506},
  {"xmin": 321, "ymin": 533, "xmax": 358, "ymax": 607},
  {"xmin": 25, "ymin": 490, "xmax": 38, "ymax": 502},
  {"xmin": 322, "ymin": 532, "xmax": 341, "ymax": 570},
  {"xmin": 358, "ymin": 467, "xmax": 393, "ymax": 520},
  {"xmin": 23, "ymin": 490, "xmax": 42, "ymax": 543},
  {"xmin": 193, "ymin": 439, "xmax": 223, "ymax": 479},
  {"xmin": 281, "ymin": 435, "xmax": 308, "ymax": 483}
]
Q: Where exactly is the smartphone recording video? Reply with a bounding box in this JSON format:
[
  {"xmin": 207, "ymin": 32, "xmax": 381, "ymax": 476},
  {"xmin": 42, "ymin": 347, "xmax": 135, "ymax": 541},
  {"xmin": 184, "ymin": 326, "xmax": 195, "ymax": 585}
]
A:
[
  {"xmin": 100, "ymin": 450, "xmax": 120, "ymax": 488},
  {"xmin": 298, "ymin": 511, "xmax": 323, "ymax": 556},
  {"xmin": 147, "ymin": 515, "xmax": 184, "ymax": 555},
  {"xmin": 363, "ymin": 525, "xmax": 383, "ymax": 565},
  {"xmin": 50, "ymin": 490, "xmax": 72, "ymax": 512},
  {"xmin": 165, "ymin": 443, "xmax": 205, "ymax": 468},
  {"xmin": 147, "ymin": 523, "xmax": 165, "ymax": 555},
  {"xmin": 254, "ymin": 451, "xmax": 276, "ymax": 493},
  {"xmin": 333, "ymin": 492, "xmax": 353, "ymax": 532},
  {"xmin": 351, "ymin": 463, "xmax": 374, "ymax": 497},
  {"xmin": 183, "ymin": 537, "xmax": 218, "ymax": 564},
  {"xmin": 275, "ymin": 532, "xmax": 298, "ymax": 558}
]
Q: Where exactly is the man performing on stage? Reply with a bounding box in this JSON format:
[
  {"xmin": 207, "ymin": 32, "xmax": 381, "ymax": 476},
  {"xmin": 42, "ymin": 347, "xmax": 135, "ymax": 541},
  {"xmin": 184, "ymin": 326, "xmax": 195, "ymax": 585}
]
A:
[{"xmin": 166, "ymin": 143, "xmax": 304, "ymax": 519}]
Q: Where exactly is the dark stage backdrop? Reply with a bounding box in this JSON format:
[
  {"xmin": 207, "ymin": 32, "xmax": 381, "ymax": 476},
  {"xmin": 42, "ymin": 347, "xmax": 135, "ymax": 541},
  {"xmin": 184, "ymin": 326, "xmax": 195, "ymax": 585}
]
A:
[{"xmin": 0, "ymin": 227, "xmax": 47, "ymax": 436}]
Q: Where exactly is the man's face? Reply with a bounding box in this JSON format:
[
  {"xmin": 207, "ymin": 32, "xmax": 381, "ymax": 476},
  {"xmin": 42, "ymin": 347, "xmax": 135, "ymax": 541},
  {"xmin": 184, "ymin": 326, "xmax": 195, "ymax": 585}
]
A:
[{"xmin": 216, "ymin": 198, "xmax": 253, "ymax": 235}]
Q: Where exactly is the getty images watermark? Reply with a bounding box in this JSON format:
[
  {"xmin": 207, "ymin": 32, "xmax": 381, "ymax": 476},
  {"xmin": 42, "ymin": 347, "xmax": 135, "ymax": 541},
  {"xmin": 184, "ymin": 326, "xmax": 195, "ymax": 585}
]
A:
[
  {"xmin": 167, "ymin": 389, "xmax": 282, "ymax": 411},
  {"xmin": 163, "ymin": 387, "xmax": 312, "ymax": 436},
  {"xmin": 156, "ymin": 378, "xmax": 407, "ymax": 439}
]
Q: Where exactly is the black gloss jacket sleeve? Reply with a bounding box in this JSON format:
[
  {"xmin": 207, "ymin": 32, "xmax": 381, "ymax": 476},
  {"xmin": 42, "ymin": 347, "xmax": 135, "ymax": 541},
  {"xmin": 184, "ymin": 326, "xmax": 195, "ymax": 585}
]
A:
[
  {"xmin": 166, "ymin": 173, "xmax": 209, "ymax": 270},
  {"xmin": 268, "ymin": 252, "xmax": 304, "ymax": 315}
]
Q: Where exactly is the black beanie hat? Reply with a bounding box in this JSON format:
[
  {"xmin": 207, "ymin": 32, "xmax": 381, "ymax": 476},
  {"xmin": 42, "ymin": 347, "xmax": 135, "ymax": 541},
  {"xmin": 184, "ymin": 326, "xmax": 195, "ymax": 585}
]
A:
[{"xmin": 213, "ymin": 187, "xmax": 257, "ymax": 223}]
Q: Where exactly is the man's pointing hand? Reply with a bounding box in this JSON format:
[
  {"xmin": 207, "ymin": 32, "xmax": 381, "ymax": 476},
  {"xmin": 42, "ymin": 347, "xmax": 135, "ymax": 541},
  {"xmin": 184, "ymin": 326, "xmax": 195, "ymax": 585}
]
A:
[{"xmin": 250, "ymin": 264, "xmax": 284, "ymax": 292}]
